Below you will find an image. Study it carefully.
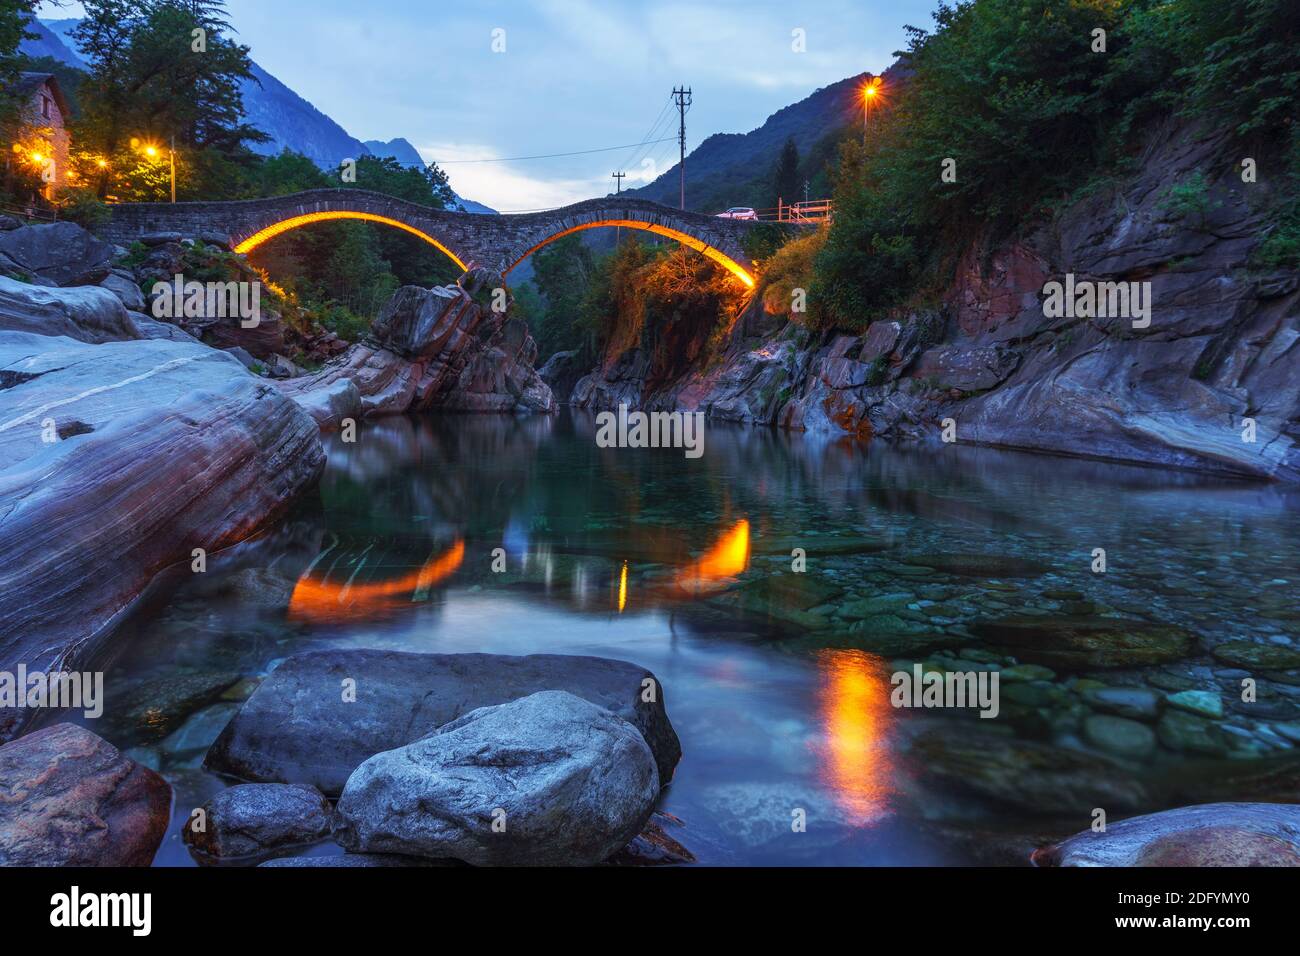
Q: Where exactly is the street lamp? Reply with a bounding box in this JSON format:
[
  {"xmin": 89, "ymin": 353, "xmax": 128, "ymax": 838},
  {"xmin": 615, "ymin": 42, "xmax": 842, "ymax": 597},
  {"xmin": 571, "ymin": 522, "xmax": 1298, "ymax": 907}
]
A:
[
  {"xmin": 862, "ymin": 76, "xmax": 883, "ymax": 144},
  {"xmin": 131, "ymin": 136, "xmax": 176, "ymax": 202}
]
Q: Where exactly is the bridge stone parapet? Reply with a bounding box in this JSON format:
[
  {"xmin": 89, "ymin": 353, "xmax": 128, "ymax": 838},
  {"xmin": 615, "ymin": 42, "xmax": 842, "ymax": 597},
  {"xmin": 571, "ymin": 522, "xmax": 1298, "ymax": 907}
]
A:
[{"xmin": 98, "ymin": 189, "xmax": 761, "ymax": 286}]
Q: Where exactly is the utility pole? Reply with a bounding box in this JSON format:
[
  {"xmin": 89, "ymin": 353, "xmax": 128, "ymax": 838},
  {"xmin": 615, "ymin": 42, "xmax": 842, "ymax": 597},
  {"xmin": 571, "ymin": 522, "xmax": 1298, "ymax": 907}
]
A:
[
  {"xmin": 612, "ymin": 171, "xmax": 626, "ymax": 246},
  {"xmin": 673, "ymin": 86, "xmax": 692, "ymax": 210}
]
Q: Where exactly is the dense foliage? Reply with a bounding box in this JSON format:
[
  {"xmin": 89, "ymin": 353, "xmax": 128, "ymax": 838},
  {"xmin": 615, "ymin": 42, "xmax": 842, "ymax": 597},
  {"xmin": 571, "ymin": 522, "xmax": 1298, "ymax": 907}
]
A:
[
  {"xmin": 522, "ymin": 234, "xmax": 747, "ymax": 376},
  {"xmin": 809, "ymin": 0, "xmax": 1300, "ymax": 331}
]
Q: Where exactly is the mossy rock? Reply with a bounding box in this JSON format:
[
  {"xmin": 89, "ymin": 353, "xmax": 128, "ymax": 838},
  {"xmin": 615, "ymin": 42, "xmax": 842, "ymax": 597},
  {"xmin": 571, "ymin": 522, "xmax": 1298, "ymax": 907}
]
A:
[
  {"xmin": 1210, "ymin": 641, "xmax": 1300, "ymax": 672},
  {"xmin": 971, "ymin": 616, "xmax": 1196, "ymax": 670}
]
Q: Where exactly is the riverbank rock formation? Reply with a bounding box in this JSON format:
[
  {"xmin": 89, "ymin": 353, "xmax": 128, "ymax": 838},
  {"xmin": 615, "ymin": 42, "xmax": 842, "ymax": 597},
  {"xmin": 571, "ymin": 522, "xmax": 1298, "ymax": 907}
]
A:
[{"xmin": 559, "ymin": 120, "xmax": 1299, "ymax": 482}]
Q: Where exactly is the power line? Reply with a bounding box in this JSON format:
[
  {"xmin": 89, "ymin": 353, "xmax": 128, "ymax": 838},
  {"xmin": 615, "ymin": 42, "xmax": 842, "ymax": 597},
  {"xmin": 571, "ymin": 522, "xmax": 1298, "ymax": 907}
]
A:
[
  {"xmin": 618, "ymin": 94, "xmax": 675, "ymax": 174},
  {"xmin": 431, "ymin": 138, "xmax": 677, "ymax": 164}
]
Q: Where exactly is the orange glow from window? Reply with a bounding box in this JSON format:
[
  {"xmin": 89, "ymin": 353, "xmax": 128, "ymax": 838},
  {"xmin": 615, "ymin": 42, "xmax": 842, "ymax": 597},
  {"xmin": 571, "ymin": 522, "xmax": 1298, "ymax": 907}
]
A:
[
  {"xmin": 617, "ymin": 559, "xmax": 628, "ymax": 612},
  {"xmin": 816, "ymin": 649, "xmax": 893, "ymax": 825},
  {"xmin": 233, "ymin": 211, "xmax": 469, "ymax": 271},
  {"xmin": 675, "ymin": 519, "xmax": 750, "ymax": 594},
  {"xmin": 287, "ymin": 539, "xmax": 465, "ymax": 624},
  {"xmin": 509, "ymin": 220, "xmax": 755, "ymax": 287}
]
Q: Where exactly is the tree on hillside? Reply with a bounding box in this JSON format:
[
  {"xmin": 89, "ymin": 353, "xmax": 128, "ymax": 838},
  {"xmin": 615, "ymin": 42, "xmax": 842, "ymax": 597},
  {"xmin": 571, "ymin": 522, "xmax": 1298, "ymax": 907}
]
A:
[
  {"xmin": 772, "ymin": 136, "xmax": 800, "ymax": 209},
  {"xmin": 0, "ymin": 1, "xmax": 38, "ymax": 134},
  {"xmin": 71, "ymin": 0, "xmax": 265, "ymax": 200}
]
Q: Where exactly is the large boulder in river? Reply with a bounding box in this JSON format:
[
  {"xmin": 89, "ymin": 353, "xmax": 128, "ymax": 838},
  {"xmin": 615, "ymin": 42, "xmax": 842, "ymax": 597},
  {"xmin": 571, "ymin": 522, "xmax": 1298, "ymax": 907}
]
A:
[
  {"xmin": 0, "ymin": 221, "xmax": 115, "ymax": 287},
  {"xmin": 0, "ymin": 275, "xmax": 139, "ymax": 343},
  {"xmin": 205, "ymin": 649, "xmax": 681, "ymax": 795},
  {"xmin": 184, "ymin": 783, "xmax": 333, "ymax": 860},
  {"xmin": 1032, "ymin": 803, "xmax": 1300, "ymax": 866},
  {"xmin": 278, "ymin": 273, "xmax": 553, "ymax": 417},
  {"xmin": 0, "ymin": 333, "xmax": 323, "ymax": 742},
  {"xmin": 0, "ymin": 723, "xmax": 171, "ymax": 866},
  {"xmin": 333, "ymin": 691, "xmax": 659, "ymax": 865}
]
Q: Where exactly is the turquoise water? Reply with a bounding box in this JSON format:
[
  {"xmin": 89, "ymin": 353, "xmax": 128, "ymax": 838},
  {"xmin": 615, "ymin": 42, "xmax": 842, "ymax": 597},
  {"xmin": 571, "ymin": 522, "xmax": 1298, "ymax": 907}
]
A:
[{"xmin": 79, "ymin": 411, "xmax": 1300, "ymax": 866}]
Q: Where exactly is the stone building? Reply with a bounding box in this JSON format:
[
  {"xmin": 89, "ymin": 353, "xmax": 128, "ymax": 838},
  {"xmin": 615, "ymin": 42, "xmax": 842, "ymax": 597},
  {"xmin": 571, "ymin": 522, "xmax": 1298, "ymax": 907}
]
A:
[{"xmin": 8, "ymin": 72, "xmax": 71, "ymax": 199}]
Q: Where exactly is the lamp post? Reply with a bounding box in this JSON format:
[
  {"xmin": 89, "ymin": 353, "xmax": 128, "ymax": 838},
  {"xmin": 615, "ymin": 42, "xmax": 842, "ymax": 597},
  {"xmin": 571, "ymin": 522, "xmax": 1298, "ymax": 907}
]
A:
[
  {"xmin": 135, "ymin": 136, "xmax": 176, "ymax": 202},
  {"xmin": 862, "ymin": 76, "xmax": 883, "ymax": 145}
]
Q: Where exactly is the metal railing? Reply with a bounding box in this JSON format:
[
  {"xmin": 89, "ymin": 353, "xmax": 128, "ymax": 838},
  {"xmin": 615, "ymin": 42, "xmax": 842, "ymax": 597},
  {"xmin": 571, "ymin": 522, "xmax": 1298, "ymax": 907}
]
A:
[
  {"xmin": 0, "ymin": 200, "xmax": 58, "ymax": 223},
  {"xmin": 749, "ymin": 199, "xmax": 833, "ymax": 224}
]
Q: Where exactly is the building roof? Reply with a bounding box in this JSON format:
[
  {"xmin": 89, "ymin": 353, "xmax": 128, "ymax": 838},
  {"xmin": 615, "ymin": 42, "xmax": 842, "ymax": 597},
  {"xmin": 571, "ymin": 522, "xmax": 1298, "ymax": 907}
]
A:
[{"xmin": 15, "ymin": 73, "xmax": 71, "ymax": 121}]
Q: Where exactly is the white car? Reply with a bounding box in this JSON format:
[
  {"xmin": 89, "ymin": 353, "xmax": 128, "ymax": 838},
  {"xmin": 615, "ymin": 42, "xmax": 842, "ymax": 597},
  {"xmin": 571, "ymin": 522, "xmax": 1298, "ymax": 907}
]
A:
[{"xmin": 716, "ymin": 207, "xmax": 758, "ymax": 220}]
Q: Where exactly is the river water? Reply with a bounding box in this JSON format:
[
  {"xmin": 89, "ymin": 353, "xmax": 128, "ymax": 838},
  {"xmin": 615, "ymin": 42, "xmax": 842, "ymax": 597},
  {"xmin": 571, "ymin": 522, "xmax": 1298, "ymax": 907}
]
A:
[{"xmin": 77, "ymin": 411, "xmax": 1300, "ymax": 866}]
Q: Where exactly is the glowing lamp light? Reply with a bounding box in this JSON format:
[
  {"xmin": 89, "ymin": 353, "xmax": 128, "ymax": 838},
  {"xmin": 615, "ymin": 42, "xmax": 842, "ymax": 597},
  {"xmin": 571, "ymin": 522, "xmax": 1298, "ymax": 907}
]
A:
[
  {"xmin": 509, "ymin": 220, "xmax": 756, "ymax": 287},
  {"xmin": 145, "ymin": 145, "xmax": 158, "ymax": 158},
  {"xmin": 233, "ymin": 211, "xmax": 470, "ymax": 272}
]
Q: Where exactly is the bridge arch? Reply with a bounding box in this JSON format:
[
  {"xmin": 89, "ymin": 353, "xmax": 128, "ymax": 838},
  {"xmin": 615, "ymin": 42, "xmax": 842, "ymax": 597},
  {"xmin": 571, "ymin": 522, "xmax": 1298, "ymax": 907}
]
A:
[
  {"xmin": 232, "ymin": 210, "xmax": 468, "ymax": 271},
  {"xmin": 504, "ymin": 218, "xmax": 755, "ymax": 287}
]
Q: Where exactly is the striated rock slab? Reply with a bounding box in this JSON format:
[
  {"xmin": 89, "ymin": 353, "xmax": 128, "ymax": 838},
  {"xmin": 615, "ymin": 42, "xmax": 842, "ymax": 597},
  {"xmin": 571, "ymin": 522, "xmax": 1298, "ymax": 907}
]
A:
[
  {"xmin": 0, "ymin": 334, "xmax": 323, "ymax": 741},
  {"xmin": 0, "ymin": 723, "xmax": 171, "ymax": 866},
  {"xmin": 334, "ymin": 691, "xmax": 659, "ymax": 866},
  {"xmin": 184, "ymin": 783, "xmax": 333, "ymax": 860},
  {"xmin": 206, "ymin": 649, "xmax": 681, "ymax": 795},
  {"xmin": 0, "ymin": 275, "xmax": 139, "ymax": 343},
  {"xmin": 1033, "ymin": 803, "xmax": 1300, "ymax": 866}
]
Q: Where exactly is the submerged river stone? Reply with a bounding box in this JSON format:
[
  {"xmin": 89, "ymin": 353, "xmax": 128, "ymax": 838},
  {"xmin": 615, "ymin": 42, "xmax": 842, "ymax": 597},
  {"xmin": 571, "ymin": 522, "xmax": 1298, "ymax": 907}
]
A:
[
  {"xmin": 1033, "ymin": 803, "xmax": 1300, "ymax": 866},
  {"xmin": 0, "ymin": 723, "xmax": 171, "ymax": 866},
  {"xmin": 971, "ymin": 616, "xmax": 1196, "ymax": 669},
  {"xmin": 206, "ymin": 649, "xmax": 681, "ymax": 795},
  {"xmin": 185, "ymin": 783, "xmax": 333, "ymax": 860},
  {"xmin": 901, "ymin": 554, "xmax": 1054, "ymax": 578},
  {"xmin": 334, "ymin": 691, "xmax": 659, "ymax": 866},
  {"xmin": 910, "ymin": 725, "xmax": 1150, "ymax": 814},
  {"xmin": 1210, "ymin": 641, "xmax": 1300, "ymax": 671}
]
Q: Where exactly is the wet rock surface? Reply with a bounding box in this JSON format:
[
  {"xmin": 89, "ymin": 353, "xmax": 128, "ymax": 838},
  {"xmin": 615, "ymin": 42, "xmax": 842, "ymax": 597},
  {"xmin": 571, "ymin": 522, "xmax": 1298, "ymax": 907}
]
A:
[
  {"xmin": 0, "ymin": 723, "xmax": 171, "ymax": 866},
  {"xmin": 0, "ymin": 334, "xmax": 323, "ymax": 741},
  {"xmin": 333, "ymin": 691, "xmax": 659, "ymax": 865},
  {"xmin": 184, "ymin": 783, "xmax": 333, "ymax": 860},
  {"xmin": 206, "ymin": 649, "xmax": 681, "ymax": 795},
  {"xmin": 1033, "ymin": 803, "xmax": 1300, "ymax": 866}
]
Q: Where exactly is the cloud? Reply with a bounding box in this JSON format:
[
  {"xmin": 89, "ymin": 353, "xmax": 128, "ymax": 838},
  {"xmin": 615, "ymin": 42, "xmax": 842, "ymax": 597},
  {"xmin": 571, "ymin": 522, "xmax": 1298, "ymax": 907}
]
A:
[{"xmin": 419, "ymin": 142, "xmax": 610, "ymax": 211}]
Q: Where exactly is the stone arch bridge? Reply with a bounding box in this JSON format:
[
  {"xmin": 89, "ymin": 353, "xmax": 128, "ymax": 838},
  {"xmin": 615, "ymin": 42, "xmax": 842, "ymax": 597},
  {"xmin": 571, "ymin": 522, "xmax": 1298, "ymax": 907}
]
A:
[{"xmin": 99, "ymin": 189, "xmax": 765, "ymax": 287}]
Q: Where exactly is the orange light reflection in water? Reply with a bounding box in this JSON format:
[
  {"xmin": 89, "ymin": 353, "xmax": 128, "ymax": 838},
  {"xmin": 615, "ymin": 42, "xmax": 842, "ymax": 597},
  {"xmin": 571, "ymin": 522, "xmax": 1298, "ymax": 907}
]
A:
[
  {"xmin": 816, "ymin": 649, "xmax": 893, "ymax": 826},
  {"xmin": 674, "ymin": 519, "xmax": 750, "ymax": 595},
  {"xmin": 287, "ymin": 539, "xmax": 465, "ymax": 624}
]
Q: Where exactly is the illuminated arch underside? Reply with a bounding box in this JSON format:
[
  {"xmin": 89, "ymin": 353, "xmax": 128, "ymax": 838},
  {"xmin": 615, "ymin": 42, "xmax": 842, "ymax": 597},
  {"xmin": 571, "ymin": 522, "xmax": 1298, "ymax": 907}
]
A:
[
  {"xmin": 232, "ymin": 210, "xmax": 469, "ymax": 271},
  {"xmin": 508, "ymin": 220, "xmax": 755, "ymax": 287}
]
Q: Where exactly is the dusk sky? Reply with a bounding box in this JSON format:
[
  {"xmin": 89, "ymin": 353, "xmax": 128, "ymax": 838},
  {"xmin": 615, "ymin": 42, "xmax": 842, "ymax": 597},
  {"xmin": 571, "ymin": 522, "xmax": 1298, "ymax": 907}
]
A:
[{"xmin": 40, "ymin": 0, "xmax": 937, "ymax": 209}]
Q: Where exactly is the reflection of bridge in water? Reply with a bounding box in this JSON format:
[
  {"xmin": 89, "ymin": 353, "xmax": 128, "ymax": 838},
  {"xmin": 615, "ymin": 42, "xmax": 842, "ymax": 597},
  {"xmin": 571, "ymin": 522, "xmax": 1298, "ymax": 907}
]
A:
[{"xmin": 99, "ymin": 189, "xmax": 765, "ymax": 286}]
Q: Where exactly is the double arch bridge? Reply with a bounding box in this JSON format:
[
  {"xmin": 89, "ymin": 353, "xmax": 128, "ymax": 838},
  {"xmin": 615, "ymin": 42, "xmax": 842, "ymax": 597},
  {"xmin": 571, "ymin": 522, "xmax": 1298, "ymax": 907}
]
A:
[{"xmin": 99, "ymin": 189, "xmax": 762, "ymax": 287}]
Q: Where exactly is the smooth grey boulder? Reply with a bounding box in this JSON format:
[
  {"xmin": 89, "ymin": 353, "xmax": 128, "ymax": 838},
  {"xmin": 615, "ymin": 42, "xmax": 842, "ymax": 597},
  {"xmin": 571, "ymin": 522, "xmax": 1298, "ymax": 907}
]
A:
[
  {"xmin": 127, "ymin": 310, "xmax": 200, "ymax": 342},
  {"xmin": 100, "ymin": 271, "xmax": 147, "ymax": 312},
  {"xmin": 333, "ymin": 691, "xmax": 659, "ymax": 866},
  {"xmin": 279, "ymin": 376, "xmax": 361, "ymax": 431},
  {"xmin": 0, "ymin": 221, "xmax": 115, "ymax": 286},
  {"xmin": 1033, "ymin": 803, "xmax": 1300, "ymax": 866},
  {"xmin": 205, "ymin": 649, "xmax": 681, "ymax": 795},
  {"xmin": 184, "ymin": 783, "xmax": 333, "ymax": 859},
  {"xmin": 0, "ymin": 333, "xmax": 324, "ymax": 742},
  {"xmin": 0, "ymin": 275, "xmax": 138, "ymax": 343}
]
